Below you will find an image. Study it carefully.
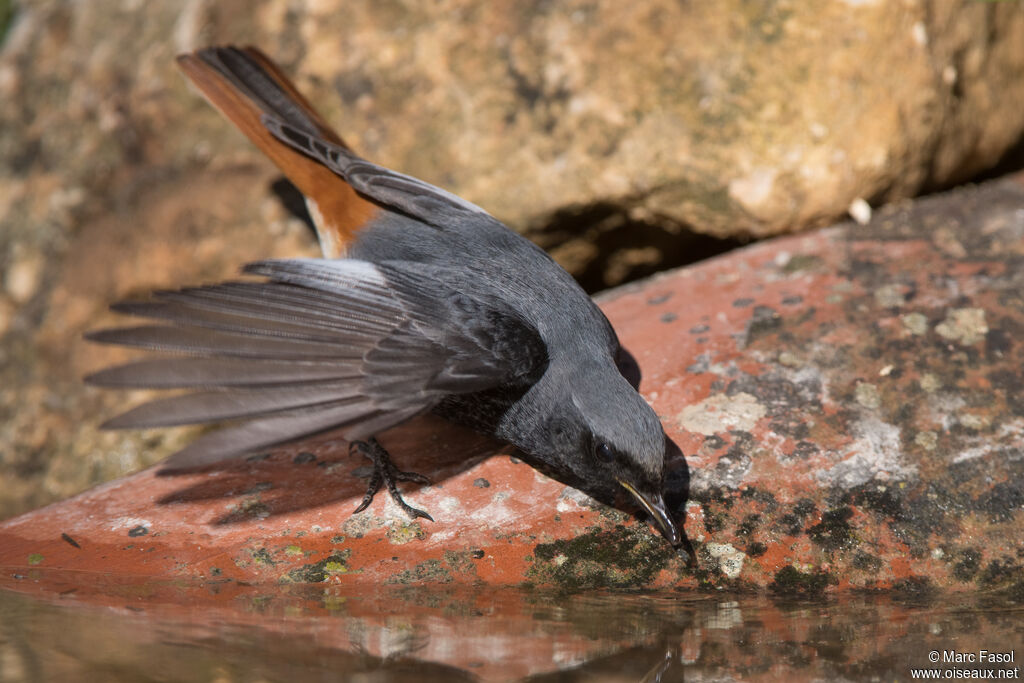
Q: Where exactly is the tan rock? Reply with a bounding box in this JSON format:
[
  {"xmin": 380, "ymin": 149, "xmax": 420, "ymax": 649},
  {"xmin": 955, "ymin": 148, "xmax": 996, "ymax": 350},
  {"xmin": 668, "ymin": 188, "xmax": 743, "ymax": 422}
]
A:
[{"xmin": 1, "ymin": 0, "xmax": 1024, "ymax": 519}]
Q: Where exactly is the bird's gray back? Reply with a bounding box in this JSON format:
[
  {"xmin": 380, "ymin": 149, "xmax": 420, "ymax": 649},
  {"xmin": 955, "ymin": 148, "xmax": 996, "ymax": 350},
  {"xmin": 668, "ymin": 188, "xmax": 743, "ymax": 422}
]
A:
[{"xmin": 348, "ymin": 209, "xmax": 617, "ymax": 358}]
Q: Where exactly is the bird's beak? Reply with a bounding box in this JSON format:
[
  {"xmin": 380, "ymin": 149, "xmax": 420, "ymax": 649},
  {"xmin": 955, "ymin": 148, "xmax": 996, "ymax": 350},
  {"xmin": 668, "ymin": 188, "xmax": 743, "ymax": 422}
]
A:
[{"xmin": 619, "ymin": 480, "xmax": 681, "ymax": 546}]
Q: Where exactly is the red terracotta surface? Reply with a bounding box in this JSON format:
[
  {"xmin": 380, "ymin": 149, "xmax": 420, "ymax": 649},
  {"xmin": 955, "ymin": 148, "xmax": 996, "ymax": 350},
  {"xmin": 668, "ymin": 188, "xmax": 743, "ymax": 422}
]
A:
[{"xmin": 1, "ymin": 179, "xmax": 1023, "ymax": 596}]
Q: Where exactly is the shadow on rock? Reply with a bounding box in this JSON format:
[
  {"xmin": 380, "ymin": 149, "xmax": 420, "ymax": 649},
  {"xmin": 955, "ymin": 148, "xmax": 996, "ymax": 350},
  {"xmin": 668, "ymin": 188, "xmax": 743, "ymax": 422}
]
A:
[{"xmin": 154, "ymin": 415, "xmax": 505, "ymax": 525}]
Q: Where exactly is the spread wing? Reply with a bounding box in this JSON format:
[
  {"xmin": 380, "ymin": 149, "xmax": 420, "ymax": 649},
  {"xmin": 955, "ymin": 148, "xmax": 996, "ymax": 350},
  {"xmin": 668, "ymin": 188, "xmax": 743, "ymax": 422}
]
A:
[{"xmin": 86, "ymin": 259, "xmax": 547, "ymax": 470}]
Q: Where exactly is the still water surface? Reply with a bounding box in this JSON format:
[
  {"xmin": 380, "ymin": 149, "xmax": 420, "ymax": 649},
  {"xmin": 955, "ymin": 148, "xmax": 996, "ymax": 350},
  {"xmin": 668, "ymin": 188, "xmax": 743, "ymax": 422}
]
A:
[{"xmin": 0, "ymin": 581, "xmax": 1020, "ymax": 682}]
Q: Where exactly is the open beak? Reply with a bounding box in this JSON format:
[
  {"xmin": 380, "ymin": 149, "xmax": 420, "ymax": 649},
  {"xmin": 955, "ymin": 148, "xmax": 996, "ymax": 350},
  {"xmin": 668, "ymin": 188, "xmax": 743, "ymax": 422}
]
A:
[{"xmin": 619, "ymin": 480, "xmax": 682, "ymax": 546}]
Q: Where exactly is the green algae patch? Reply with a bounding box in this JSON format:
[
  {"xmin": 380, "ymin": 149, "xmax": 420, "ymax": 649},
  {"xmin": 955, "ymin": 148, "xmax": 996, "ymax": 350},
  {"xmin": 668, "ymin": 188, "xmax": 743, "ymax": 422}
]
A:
[
  {"xmin": 27, "ymin": 553, "xmax": 43, "ymax": 566},
  {"xmin": 281, "ymin": 550, "xmax": 354, "ymax": 583},
  {"xmin": 769, "ymin": 565, "xmax": 837, "ymax": 596},
  {"xmin": 442, "ymin": 550, "xmax": 480, "ymax": 580},
  {"xmin": 781, "ymin": 253, "xmax": 823, "ymax": 274},
  {"xmin": 250, "ymin": 547, "xmax": 276, "ymax": 566},
  {"xmin": 386, "ymin": 521, "xmax": 427, "ymax": 545},
  {"xmin": 525, "ymin": 524, "xmax": 675, "ymax": 590},
  {"xmin": 387, "ymin": 559, "xmax": 453, "ymax": 584}
]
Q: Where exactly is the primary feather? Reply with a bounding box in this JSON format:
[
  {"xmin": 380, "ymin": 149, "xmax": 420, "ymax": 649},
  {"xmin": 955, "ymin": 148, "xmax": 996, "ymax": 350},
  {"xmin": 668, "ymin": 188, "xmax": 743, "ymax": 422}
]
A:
[{"xmin": 89, "ymin": 258, "xmax": 546, "ymax": 468}]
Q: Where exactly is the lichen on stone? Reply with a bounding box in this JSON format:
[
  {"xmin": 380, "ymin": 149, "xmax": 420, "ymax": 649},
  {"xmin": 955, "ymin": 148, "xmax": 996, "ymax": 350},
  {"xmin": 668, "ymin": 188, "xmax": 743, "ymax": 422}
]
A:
[
  {"xmin": 387, "ymin": 521, "xmax": 427, "ymax": 545},
  {"xmin": 281, "ymin": 550, "xmax": 354, "ymax": 583},
  {"xmin": 769, "ymin": 565, "xmax": 837, "ymax": 596},
  {"xmin": 525, "ymin": 524, "xmax": 676, "ymax": 590}
]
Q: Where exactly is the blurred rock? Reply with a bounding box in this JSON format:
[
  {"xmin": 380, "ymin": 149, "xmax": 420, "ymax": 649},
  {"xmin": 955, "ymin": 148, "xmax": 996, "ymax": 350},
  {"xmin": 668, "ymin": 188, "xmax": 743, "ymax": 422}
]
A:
[{"xmin": 1, "ymin": 0, "xmax": 1023, "ymax": 523}]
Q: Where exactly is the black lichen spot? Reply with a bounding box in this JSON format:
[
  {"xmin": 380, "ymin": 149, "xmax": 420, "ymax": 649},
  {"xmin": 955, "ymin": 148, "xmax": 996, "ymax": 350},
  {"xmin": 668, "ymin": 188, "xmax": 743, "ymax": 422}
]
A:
[
  {"xmin": 128, "ymin": 526, "xmax": 149, "ymax": 538},
  {"xmin": 282, "ymin": 550, "xmax": 352, "ymax": 583},
  {"xmin": 953, "ymin": 548, "xmax": 982, "ymax": 581},
  {"xmin": 660, "ymin": 312, "xmax": 678, "ymax": 323},
  {"xmin": 733, "ymin": 298, "xmax": 755, "ymax": 308},
  {"xmin": 973, "ymin": 481, "xmax": 1024, "ymax": 523},
  {"xmin": 807, "ymin": 507, "xmax": 857, "ymax": 552},
  {"xmin": 986, "ymin": 327, "xmax": 1012, "ymax": 355},
  {"xmin": 695, "ymin": 487, "xmax": 735, "ymax": 534},
  {"xmin": 852, "ymin": 551, "xmax": 882, "ymax": 572},
  {"xmin": 293, "ymin": 452, "xmax": 316, "ymax": 464},
  {"xmin": 978, "ymin": 558, "xmax": 1021, "ymax": 588},
  {"xmin": 736, "ymin": 514, "xmax": 762, "ymax": 537},
  {"xmin": 892, "ymin": 576, "xmax": 936, "ymax": 602},
  {"xmin": 740, "ymin": 487, "xmax": 778, "ymax": 511},
  {"xmin": 526, "ymin": 524, "xmax": 675, "ymax": 590},
  {"xmin": 245, "ymin": 453, "xmax": 272, "ymax": 463},
  {"xmin": 782, "ymin": 295, "xmax": 803, "ymax": 306},
  {"xmin": 769, "ymin": 565, "xmax": 837, "ymax": 596},
  {"xmin": 850, "ymin": 483, "xmax": 904, "ymax": 519},
  {"xmin": 778, "ymin": 498, "xmax": 817, "ymax": 536},
  {"xmin": 703, "ymin": 434, "xmax": 726, "ymax": 450},
  {"xmin": 690, "ymin": 323, "xmax": 710, "ymax": 334},
  {"xmin": 471, "ymin": 549, "xmax": 485, "ymax": 559},
  {"xmin": 473, "ymin": 478, "xmax": 490, "ymax": 488},
  {"xmin": 792, "ymin": 441, "xmax": 819, "ymax": 459},
  {"xmin": 647, "ymin": 293, "xmax": 672, "ymax": 305},
  {"xmin": 747, "ymin": 541, "xmax": 767, "ymax": 557},
  {"xmin": 745, "ymin": 306, "xmax": 782, "ymax": 344}
]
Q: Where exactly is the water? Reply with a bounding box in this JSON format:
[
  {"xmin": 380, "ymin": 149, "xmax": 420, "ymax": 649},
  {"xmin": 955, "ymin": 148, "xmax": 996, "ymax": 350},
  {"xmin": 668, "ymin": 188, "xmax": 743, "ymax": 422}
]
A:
[{"xmin": 0, "ymin": 580, "xmax": 1020, "ymax": 682}]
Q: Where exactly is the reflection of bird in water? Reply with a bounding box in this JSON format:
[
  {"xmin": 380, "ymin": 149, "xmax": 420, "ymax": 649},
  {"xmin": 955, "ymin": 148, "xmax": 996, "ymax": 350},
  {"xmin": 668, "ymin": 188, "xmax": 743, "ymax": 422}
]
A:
[{"xmin": 640, "ymin": 647, "xmax": 678, "ymax": 683}]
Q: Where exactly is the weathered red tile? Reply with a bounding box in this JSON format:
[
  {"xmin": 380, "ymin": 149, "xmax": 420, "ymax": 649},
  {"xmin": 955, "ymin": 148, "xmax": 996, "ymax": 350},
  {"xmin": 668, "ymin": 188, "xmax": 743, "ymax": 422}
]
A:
[{"xmin": 2, "ymin": 179, "xmax": 1022, "ymax": 595}]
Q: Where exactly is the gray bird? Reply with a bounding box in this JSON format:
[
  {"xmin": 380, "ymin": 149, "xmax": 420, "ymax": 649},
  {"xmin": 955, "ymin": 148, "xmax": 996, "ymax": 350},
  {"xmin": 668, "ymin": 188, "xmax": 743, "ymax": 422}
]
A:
[{"xmin": 86, "ymin": 46, "xmax": 681, "ymax": 546}]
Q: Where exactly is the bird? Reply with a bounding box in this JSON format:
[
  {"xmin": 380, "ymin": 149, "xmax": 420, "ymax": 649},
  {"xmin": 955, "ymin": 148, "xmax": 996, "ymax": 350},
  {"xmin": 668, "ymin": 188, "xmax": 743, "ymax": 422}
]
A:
[{"xmin": 85, "ymin": 45, "xmax": 681, "ymax": 546}]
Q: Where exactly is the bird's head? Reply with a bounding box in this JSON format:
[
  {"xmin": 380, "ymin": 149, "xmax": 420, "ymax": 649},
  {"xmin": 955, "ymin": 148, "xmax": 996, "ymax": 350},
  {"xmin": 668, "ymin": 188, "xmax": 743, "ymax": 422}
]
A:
[{"xmin": 525, "ymin": 364, "xmax": 681, "ymax": 546}]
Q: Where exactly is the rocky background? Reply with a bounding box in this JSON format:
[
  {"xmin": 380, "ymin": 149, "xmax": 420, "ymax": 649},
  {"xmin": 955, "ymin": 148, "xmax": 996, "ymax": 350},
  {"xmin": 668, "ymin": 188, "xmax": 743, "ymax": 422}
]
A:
[{"xmin": 1, "ymin": 0, "xmax": 1023, "ymax": 520}]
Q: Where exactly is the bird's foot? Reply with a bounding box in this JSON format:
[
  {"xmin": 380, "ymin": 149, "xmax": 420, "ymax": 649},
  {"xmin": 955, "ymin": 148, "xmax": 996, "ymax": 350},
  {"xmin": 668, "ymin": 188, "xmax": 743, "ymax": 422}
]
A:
[{"xmin": 349, "ymin": 438, "xmax": 434, "ymax": 522}]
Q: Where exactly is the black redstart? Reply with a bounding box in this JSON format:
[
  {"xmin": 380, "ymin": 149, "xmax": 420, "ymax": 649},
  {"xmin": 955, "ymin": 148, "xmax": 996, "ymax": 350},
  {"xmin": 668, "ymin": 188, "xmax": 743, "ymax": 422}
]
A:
[{"xmin": 86, "ymin": 46, "xmax": 681, "ymax": 545}]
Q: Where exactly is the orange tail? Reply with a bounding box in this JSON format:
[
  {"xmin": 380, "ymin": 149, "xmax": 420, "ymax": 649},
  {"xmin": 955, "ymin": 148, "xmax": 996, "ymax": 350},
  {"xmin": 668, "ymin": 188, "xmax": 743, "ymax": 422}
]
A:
[{"xmin": 176, "ymin": 46, "xmax": 378, "ymax": 258}]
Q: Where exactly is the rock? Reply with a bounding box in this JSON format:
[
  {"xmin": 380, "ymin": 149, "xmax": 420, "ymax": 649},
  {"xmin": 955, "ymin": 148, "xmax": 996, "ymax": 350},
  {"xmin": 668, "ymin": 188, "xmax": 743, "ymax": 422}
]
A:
[
  {"xmin": 3, "ymin": 1, "xmax": 1024, "ymax": 247},
  {"xmin": 3, "ymin": 245, "xmax": 44, "ymax": 303},
  {"xmin": 2, "ymin": 177, "xmax": 1022, "ymax": 593},
  {"xmin": 3, "ymin": 0, "xmax": 1024, "ymax": 513}
]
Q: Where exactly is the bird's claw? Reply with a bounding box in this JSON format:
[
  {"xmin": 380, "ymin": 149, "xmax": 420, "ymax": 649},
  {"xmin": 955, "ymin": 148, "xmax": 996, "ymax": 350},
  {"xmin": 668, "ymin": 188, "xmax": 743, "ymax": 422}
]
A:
[{"xmin": 349, "ymin": 439, "xmax": 434, "ymax": 522}]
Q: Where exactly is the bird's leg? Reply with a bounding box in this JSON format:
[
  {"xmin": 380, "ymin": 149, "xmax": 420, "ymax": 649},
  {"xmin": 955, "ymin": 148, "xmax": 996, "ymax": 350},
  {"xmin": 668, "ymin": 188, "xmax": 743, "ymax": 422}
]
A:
[{"xmin": 349, "ymin": 438, "xmax": 434, "ymax": 521}]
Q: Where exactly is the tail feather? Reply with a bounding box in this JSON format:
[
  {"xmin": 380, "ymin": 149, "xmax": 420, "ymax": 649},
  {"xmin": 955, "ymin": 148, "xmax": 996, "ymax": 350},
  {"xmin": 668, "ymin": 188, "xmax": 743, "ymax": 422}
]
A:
[{"xmin": 176, "ymin": 46, "xmax": 378, "ymax": 257}]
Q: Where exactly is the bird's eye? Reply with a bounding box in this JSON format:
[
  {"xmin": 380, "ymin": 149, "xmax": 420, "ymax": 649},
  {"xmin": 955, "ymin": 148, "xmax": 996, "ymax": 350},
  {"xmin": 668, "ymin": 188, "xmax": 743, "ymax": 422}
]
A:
[{"xmin": 595, "ymin": 442, "xmax": 615, "ymax": 462}]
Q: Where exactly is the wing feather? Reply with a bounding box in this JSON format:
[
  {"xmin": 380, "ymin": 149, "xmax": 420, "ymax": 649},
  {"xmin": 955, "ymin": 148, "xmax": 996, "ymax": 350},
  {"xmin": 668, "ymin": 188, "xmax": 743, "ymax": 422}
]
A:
[
  {"xmin": 88, "ymin": 258, "xmax": 546, "ymax": 467},
  {"xmin": 85, "ymin": 357, "xmax": 358, "ymax": 388}
]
